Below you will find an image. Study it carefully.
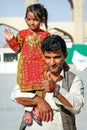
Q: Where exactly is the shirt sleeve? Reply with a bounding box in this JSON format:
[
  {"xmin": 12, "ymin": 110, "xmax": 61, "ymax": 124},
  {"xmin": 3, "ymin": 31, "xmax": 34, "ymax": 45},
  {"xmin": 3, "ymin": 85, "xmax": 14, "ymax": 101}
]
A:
[
  {"xmin": 54, "ymin": 75, "xmax": 84, "ymax": 114},
  {"xmin": 11, "ymin": 84, "xmax": 36, "ymax": 102}
]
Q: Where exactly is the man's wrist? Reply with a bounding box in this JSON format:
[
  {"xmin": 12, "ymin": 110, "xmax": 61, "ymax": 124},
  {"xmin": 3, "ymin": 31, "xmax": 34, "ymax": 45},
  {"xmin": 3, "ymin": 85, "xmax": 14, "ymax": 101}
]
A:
[{"xmin": 53, "ymin": 85, "xmax": 61, "ymax": 97}]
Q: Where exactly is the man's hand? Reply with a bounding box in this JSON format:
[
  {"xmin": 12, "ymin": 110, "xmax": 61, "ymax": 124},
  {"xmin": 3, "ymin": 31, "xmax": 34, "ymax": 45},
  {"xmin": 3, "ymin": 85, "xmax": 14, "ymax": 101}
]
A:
[
  {"xmin": 35, "ymin": 96, "xmax": 53, "ymax": 122},
  {"xmin": 42, "ymin": 71, "xmax": 56, "ymax": 92}
]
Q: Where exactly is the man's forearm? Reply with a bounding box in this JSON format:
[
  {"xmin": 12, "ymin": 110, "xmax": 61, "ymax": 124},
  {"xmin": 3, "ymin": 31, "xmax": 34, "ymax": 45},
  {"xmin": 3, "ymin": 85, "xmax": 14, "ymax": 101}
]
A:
[
  {"xmin": 15, "ymin": 96, "xmax": 40, "ymax": 107},
  {"xmin": 15, "ymin": 94, "xmax": 53, "ymax": 122},
  {"xmin": 54, "ymin": 85, "xmax": 72, "ymax": 107}
]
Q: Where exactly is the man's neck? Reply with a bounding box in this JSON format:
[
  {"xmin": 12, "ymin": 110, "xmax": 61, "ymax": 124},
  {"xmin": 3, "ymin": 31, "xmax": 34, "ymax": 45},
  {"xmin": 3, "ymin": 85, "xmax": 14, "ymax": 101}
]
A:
[{"xmin": 50, "ymin": 71, "xmax": 63, "ymax": 82}]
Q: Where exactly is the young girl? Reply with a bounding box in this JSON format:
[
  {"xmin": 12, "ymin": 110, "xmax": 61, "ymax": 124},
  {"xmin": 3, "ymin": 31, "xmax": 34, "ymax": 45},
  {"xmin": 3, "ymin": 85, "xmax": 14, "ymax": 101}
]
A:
[{"xmin": 4, "ymin": 3, "xmax": 50, "ymax": 126}]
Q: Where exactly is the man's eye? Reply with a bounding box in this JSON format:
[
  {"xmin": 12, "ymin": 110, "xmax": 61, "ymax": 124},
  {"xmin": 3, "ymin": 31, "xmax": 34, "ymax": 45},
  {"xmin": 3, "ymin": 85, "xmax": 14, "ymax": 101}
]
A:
[{"xmin": 45, "ymin": 57, "xmax": 50, "ymax": 59}]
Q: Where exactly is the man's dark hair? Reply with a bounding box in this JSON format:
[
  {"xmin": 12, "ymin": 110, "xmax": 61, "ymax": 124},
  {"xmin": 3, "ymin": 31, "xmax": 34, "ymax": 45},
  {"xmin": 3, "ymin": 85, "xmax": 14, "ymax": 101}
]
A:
[{"xmin": 41, "ymin": 35, "xmax": 67, "ymax": 54}]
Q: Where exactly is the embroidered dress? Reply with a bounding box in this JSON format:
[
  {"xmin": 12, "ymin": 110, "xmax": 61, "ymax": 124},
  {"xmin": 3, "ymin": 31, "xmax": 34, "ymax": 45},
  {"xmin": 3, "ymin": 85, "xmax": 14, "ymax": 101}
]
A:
[{"xmin": 6, "ymin": 29, "xmax": 50, "ymax": 92}]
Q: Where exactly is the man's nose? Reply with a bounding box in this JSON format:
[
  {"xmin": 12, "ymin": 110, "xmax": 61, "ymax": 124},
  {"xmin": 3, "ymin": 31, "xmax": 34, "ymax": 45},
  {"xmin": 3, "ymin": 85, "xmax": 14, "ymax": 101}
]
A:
[{"xmin": 50, "ymin": 58, "xmax": 55, "ymax": 65}]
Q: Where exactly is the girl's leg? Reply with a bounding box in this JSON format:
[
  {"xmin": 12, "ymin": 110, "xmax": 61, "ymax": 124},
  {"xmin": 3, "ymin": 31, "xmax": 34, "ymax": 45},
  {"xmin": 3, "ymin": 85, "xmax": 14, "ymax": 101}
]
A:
[
  {"xmin": 32, "ymin": 106, "xmax": 42, "ymax": 126},
  {"xmin": 23, "ymin": 111, "xmax": 33, "ymax": 125}
]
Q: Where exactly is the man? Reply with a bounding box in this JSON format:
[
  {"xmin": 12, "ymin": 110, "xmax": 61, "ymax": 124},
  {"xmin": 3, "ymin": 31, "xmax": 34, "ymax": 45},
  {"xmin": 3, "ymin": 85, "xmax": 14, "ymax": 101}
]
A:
[{"xmin": 11, "ymin": 35, "xmax": 84, "ymax": 130}]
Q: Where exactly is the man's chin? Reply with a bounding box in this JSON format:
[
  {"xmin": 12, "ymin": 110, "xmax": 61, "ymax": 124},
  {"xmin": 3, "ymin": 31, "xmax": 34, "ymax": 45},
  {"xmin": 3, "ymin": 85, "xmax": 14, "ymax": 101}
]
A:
[
  {"xmin": 50, "ymin": 69, "xmax": 57, "ymax": 74},
  {"xmin": 49, "ymin": 68, "xmax": 61, "ymax": 74}
]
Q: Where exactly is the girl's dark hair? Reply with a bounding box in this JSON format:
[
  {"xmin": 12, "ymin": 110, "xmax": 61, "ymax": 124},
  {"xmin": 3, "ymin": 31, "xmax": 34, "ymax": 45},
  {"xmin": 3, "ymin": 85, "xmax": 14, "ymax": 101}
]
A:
[
  {"xmin": 41, "ymin": 35, "xmax": 67, "ymax": 54},
  {"xmin": 25, "ymin": 3, "xmax": 48, "ymax": 29}
]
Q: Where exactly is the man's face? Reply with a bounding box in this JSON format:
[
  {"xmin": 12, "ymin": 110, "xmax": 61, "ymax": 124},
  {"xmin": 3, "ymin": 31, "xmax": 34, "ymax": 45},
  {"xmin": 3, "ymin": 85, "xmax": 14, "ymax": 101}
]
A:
[{"xmin": 43, "ymin": 50, "xmax": 67, "ymax": 74}]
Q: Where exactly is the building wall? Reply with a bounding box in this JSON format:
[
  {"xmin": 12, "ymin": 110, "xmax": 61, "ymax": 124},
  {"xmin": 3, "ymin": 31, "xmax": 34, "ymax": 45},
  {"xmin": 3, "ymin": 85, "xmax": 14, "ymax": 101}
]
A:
[{"xmin": 0, "ymin": 0, "xmax": 87, "ymax": 44}]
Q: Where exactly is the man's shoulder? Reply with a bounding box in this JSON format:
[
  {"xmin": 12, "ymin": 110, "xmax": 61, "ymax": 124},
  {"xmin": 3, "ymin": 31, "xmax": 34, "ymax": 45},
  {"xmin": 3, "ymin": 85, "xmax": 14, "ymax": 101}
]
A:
[
  {"xmin": 66, "ymin": 71, "xmax": 76, "ymax": 88},
  {"xmin": 67, "ymin": 71, "xmax": 76, "ymax": 77}
]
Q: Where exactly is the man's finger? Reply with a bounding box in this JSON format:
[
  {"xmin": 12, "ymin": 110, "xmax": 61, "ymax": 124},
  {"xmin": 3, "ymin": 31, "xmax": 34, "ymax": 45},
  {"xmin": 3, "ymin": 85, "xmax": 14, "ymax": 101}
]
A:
[
  {"xmin": 46, "ymin": 71, "xmax": 51, "ymax": 80},
  {"xmin": 49, "ymin": 110, "xmax": 53, "ymax": 121}
]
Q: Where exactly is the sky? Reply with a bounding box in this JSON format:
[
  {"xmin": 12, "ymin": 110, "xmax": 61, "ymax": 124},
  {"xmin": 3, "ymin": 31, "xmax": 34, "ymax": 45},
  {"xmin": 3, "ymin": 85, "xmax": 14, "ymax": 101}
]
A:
[
  {"xmin": 0, "ymin": 0, "xmax": 87, "ymax": 47},
  {"xmin": 0, "ymin": 0, "xmax": 87, "ymax": 21}
]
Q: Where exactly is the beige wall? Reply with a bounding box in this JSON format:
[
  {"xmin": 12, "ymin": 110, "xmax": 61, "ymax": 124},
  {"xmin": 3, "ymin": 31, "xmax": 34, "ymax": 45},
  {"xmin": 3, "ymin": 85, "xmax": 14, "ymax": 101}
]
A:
[{"xmin": 0, "ymin": 0, "xmax": 87, "ymax": 44}]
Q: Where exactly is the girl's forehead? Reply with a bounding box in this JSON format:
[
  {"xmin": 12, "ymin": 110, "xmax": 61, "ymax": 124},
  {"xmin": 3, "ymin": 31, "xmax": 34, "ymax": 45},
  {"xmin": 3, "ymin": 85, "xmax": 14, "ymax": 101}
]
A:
[{"xmin": 27, "ymin": 12, "xmax": 39, "ymax": 18}]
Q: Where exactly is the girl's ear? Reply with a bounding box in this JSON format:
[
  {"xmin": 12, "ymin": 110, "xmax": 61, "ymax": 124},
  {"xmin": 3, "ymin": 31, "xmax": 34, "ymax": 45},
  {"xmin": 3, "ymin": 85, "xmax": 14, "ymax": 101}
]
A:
[{"xmin": 41, "ymin": 17, "xmax": 45, "ymax": 23}]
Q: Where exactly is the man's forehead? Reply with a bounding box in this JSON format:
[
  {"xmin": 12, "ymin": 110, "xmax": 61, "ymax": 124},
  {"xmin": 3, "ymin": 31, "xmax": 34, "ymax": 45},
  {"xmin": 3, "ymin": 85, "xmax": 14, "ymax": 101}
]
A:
[{"xmin": 43, "ymin": 50, "xmax": 63, "ymax": 55}]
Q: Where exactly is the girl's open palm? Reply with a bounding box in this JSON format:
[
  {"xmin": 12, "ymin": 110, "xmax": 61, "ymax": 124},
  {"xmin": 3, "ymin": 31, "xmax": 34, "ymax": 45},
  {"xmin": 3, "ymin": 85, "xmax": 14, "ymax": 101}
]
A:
[{"xmin": 4, "ymin": 28, "xmax": 14, "ymax": 40}]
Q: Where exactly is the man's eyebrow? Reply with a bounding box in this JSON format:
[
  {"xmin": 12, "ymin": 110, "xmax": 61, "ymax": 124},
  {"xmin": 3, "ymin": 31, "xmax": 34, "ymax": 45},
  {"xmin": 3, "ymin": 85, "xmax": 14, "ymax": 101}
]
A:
[
  {"xmin": 54, "ymin": 55, "xmax": 61, "ymax": 58},
  {"xmin": 45, "ymin": 56, "xmax": 51, "ymax": 58}
]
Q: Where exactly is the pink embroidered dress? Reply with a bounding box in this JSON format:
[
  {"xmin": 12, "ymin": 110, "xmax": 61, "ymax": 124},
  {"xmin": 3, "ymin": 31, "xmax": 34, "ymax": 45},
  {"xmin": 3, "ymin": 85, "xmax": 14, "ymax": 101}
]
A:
[{"xmin": 6, "ymin": 29, "xmax": 50, "ymax": 93}]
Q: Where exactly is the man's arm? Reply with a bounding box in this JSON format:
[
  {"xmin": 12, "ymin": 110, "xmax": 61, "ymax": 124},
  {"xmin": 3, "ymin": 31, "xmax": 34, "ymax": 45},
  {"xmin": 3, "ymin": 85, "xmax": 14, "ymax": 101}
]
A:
[
  {"xmin": 42, "ymin": 75, "xmax": 84, "ymax": 113},
  {"xmin": 15, "ymin": 95, "xmax": 53, "ymax": 122},
  {"xmin": 42, "ymin": 78, "xmax": 72, "ymax": 107},
  {"xmin": 16, "ymin": 96, "xmax": 38, "ymax": 107}
]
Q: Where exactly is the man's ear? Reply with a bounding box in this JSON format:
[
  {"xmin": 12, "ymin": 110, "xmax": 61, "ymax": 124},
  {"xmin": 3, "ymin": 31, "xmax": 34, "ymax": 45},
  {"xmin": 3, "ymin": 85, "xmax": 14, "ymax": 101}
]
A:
[{"xmin": 64, "ymin": 52, "xmax": 68, "ymax": 58}]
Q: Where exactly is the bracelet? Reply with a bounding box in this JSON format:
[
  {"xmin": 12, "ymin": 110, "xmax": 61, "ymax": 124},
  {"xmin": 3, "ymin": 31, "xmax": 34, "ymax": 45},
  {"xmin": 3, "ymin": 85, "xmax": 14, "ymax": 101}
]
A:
[{"xmin": 54, "ymin": 85, "xmax": 61, "ymax": 97}]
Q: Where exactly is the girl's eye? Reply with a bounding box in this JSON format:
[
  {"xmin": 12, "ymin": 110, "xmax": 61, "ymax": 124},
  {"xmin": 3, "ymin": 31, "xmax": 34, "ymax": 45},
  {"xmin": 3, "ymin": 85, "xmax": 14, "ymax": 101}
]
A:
[
  {"xmin": 34, "ymin": 18, "xmax": 40, "ymax": 21},
  {"xmin": 26, "ymin": 18, "xmax": 30, "ymax": 21}
]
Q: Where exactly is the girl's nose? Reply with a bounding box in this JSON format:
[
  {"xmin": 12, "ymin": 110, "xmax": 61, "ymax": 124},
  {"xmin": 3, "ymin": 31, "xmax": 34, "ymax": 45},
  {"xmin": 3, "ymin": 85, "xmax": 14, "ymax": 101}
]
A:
[{"xmin": 29, "ymin": 20, "xmax": 34, "ymax": 25}]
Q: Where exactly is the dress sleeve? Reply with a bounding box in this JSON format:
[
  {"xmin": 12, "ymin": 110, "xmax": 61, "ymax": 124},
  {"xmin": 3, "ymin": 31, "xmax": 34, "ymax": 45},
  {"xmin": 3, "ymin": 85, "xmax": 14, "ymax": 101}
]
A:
[
  {"xmin": 6, "ymin": 32, "xmax": 24, "ymax": 54},
  {"xmin": 40, "ymin": 31, "xmax": 51, "ymax": 41}
]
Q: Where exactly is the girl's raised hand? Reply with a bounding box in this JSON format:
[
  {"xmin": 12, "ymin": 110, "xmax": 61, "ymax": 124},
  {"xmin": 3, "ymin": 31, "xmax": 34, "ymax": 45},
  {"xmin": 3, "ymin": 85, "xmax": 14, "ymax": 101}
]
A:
[{"xmin": 4, "ymin": 28, "xmax": 14, "ymax": 40}]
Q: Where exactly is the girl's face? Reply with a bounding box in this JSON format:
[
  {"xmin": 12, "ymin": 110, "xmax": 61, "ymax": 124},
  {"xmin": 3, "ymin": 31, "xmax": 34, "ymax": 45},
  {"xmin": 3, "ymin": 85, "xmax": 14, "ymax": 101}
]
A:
[{"xmin": 26, "ymin": 12, "xmax": 41, "ymax": 32}]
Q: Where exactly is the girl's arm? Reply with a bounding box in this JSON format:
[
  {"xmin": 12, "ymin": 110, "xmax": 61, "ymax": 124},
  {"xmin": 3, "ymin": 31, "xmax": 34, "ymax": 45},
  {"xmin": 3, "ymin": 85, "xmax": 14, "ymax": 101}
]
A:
[{"xmin": 4, "ymin": 28, "xmax": 22, "ymax": 54}]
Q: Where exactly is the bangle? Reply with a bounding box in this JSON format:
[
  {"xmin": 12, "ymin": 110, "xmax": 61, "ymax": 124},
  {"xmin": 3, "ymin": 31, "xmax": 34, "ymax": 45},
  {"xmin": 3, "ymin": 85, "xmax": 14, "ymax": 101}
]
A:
[{"xmin": 54, "ymin": 85, "xmax": 61, "ymax": 97}]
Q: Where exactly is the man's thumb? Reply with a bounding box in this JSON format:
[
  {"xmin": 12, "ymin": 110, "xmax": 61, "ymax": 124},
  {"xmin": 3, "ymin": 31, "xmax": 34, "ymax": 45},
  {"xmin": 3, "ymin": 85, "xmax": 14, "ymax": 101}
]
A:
[{"xmin": 47, "ymin": 71, "xmax": 52, "ymax": 80}]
